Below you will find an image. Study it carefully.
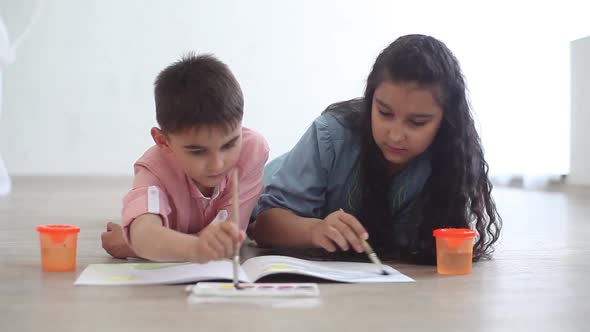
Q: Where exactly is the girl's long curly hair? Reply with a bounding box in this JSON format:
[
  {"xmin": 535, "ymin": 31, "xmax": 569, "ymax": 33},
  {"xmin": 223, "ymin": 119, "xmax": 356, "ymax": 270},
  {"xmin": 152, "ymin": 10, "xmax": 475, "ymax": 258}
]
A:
[{"xmin": 328, "ymin": 35, "xmax": 502, "ymax": 263}]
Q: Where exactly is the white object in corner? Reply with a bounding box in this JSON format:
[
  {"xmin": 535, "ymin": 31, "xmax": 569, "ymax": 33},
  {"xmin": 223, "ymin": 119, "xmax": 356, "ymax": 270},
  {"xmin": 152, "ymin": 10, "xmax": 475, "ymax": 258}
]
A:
[
  {"xmin": 0, "ymin": 17, "xmax": 15, "ymax": 196},
  {"xmin": 0, "ymin": 0, "xmax": 44, "ymax": 195},
  {"xmin": 570, "ymin": 36, "xmax": 590, "ymax": 186}
]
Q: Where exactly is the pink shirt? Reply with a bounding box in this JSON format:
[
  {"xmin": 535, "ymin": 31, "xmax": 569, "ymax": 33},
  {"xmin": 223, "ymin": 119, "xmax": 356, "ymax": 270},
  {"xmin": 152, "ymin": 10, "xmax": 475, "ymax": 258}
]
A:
[{"xmin": 121, "ymin": 127, "xmax": 269, "ymax": 239}]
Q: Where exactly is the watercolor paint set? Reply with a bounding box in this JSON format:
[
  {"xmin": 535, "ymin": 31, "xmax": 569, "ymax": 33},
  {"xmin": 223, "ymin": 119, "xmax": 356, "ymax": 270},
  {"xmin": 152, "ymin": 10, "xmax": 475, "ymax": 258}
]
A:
[{"xmin": 188, "ymin": 282, "xmax": 320, "ymax": 298}]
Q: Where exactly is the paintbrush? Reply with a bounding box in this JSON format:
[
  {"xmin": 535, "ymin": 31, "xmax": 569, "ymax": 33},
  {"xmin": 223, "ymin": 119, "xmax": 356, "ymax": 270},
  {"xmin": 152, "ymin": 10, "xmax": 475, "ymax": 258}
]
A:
[
  {"xmin": 359, "ymin": 238, "xmax": 389, "ymax": 275},
  {"xmin": 339, "ymin": 209, "xmax": 389, "ymax": 275},
  {"xmin": 231, "ymin": 168, "xmax": 242, "ymax": 289}
]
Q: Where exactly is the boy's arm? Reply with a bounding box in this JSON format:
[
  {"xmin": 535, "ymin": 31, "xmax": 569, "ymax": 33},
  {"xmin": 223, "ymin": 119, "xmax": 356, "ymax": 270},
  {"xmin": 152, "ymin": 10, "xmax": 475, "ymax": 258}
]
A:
[
  {"xmin": 128, "ymin": 213, "xmax": 197, "ymax": 262},
  {"xmin": 101, "ymin": 222, "xmax": 139, "ymax": 259},
  {"xmin": 113, "ymin": 165, "xmax": 182, "ymax": 259},
  {"xmin": 129, "ymin": 213, "xmax": 244, "ymax": 263},
  {"xmin": 100, "ymin": 165, "xmax": 171, "ymax": 259}
]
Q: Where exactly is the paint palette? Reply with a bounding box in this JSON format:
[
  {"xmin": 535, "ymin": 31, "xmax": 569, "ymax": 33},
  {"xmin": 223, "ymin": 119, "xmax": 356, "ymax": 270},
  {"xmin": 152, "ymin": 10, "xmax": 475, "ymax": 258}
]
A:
[{"xmin": 189, "ymin": 282, "xmax": 320, "ymax": 298}]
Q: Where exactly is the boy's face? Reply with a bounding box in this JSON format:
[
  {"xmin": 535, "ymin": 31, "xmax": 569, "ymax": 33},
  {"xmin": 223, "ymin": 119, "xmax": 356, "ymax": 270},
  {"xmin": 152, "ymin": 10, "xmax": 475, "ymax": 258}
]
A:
[{"xmin": 152, "ymin": 124, "xmax": 243, "ymax": 195}]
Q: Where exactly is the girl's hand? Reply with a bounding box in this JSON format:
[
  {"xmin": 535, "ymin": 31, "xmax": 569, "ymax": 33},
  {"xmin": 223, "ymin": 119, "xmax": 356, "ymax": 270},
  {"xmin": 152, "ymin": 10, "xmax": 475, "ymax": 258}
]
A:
[{"xmin": 310, "ymin": 210, "xmax": 368, "ymax": 253}]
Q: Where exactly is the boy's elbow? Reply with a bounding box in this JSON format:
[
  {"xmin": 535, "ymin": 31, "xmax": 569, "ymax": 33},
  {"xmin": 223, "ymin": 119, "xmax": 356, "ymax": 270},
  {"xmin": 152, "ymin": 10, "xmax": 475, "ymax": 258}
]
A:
[
  {"xmin": 128, "ymin": 214, "xmax": 161, "ymax": 257},
  {"xmin": 127, "ymin": 223, "xmax": 147, "ymax": 258}
]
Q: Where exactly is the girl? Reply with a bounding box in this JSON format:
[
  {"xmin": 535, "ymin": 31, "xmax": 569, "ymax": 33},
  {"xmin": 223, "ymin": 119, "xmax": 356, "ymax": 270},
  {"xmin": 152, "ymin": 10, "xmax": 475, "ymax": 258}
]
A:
[{"xmin": 252, "ymin": 34, "xmax": 502, "ymax": 263}]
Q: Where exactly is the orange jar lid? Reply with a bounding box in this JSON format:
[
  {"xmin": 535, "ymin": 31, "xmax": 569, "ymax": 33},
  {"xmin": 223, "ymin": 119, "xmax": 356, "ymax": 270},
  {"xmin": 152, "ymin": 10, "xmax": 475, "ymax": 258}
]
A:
[
  {"xmin": 433, "ymin": 228, "xmax": 476, "ymax": 238},
  {"xmin": 36, "ymin": 224, "xmax": 80, "ymax": 234}
]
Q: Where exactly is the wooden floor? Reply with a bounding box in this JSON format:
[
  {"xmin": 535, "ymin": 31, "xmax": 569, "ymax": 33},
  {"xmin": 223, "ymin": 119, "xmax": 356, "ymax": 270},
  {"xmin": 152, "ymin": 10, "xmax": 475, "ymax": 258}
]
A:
[{"xmin": 1, "ymin": 177, "xmax": 589, "ymax": 332}]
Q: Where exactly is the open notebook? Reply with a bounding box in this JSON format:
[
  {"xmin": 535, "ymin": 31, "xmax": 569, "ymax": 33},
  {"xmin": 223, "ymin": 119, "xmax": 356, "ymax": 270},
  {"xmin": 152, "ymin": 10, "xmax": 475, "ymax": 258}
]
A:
[{"xmin": 74, "ymin": 255, "xmax": 414, "ymax": 286}]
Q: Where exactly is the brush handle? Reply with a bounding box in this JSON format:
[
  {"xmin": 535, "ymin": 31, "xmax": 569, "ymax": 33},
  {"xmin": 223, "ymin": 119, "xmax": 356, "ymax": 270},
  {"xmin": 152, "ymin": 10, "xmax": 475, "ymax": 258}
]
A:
[
  {"xmin": 339, "ymin": 208, "xmax": 387, "ymax": 275},
  {"xmin": 232, "ymin": 169, "xmax": 240, "ymax": 287}
]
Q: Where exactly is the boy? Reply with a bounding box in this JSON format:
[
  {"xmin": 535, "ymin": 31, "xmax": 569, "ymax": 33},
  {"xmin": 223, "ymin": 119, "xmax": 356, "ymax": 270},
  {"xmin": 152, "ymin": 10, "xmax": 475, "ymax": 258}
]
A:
[{"xmin": 101, "ymin": 53, "xmax": 268, "ymax": 263}]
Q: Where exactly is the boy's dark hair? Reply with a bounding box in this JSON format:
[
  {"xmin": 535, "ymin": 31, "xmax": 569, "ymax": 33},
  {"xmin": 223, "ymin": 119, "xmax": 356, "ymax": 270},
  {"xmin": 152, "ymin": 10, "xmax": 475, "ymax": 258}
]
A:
[{"xmin": 154, "ymin": 53, "xmax": 243, "ymax": 133}]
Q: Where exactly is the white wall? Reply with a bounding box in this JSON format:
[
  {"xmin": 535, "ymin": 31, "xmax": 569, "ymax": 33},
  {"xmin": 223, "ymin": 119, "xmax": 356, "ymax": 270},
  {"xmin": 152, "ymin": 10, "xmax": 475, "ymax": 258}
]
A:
[
  {"xmin": 1, "ymin": 0, "xmax": 589, "ymax": 176},
  {"xmin": 569, "ymin": 36, "xmax": 590, "ymax": 186}
]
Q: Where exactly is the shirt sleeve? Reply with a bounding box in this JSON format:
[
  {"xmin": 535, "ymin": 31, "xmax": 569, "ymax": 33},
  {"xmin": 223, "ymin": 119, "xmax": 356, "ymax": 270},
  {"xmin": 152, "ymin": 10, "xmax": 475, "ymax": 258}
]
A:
[
  {"xmin": 255, "ymin": 116, "xmax": 335, "ymax": 219},
  {"xmin": 120, "ymin": 165, "xmax": 172, "ymax": 243}
]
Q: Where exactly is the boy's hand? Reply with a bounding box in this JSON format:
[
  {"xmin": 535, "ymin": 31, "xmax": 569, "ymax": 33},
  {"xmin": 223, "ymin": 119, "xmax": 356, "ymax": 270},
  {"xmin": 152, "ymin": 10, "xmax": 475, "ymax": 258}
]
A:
[
  {"xmin": 101, "ymin": 222, "xmax": 138, "ymax": 259},
  {"xmin": 189, "ymin": 221, "xmax": 245, "ymax": 264},
  {"xmin": 310, "ymin": 210, "xmax": 368, "ymax": 253}
]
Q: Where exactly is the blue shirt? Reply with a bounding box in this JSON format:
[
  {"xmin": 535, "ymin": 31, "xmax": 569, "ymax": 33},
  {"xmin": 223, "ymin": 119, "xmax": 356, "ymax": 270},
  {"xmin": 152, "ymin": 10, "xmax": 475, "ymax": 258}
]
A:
[{"xmin": 254, "ymin": 99, "xmax": 432, "ymax": 249}]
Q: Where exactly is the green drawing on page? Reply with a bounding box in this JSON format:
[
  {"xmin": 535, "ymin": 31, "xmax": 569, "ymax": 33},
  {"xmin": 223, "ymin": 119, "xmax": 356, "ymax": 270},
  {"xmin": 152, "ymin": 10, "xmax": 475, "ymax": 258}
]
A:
[
  {"xmin": 93, "ymin": 262, "xmax": 190, "ymax": 271},
  {"xmin": 104, "ymin": 275, "xmax": 138, "ymax": 282},
  {"xmin": 132, "ymin": 263, "xmax": 191, "ymax": 270},
  {"xmin": 263, "ymin": 264, "xmax": 297, "ymax": 272}
]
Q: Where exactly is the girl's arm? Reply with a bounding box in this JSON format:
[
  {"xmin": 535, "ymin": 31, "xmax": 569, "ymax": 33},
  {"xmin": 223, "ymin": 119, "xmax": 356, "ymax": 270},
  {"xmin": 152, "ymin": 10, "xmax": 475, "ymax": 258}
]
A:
[
  {"xmin": 253, "ymin": 208, "xmax": 320, "ymax": 248},
  {"xmin": 253, "ymin": 115, "xmax": 368, "ymax": 252},
  {"xmin": 254, "ymin": 208, "xmax": 368, "ymax": 253}
]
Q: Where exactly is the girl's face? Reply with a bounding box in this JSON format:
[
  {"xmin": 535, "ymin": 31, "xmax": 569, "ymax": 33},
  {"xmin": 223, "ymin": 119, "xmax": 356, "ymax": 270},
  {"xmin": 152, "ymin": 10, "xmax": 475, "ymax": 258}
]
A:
[{"xmin": 371, "ymin": 80, "xmax": 443, "ymax": 171}]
